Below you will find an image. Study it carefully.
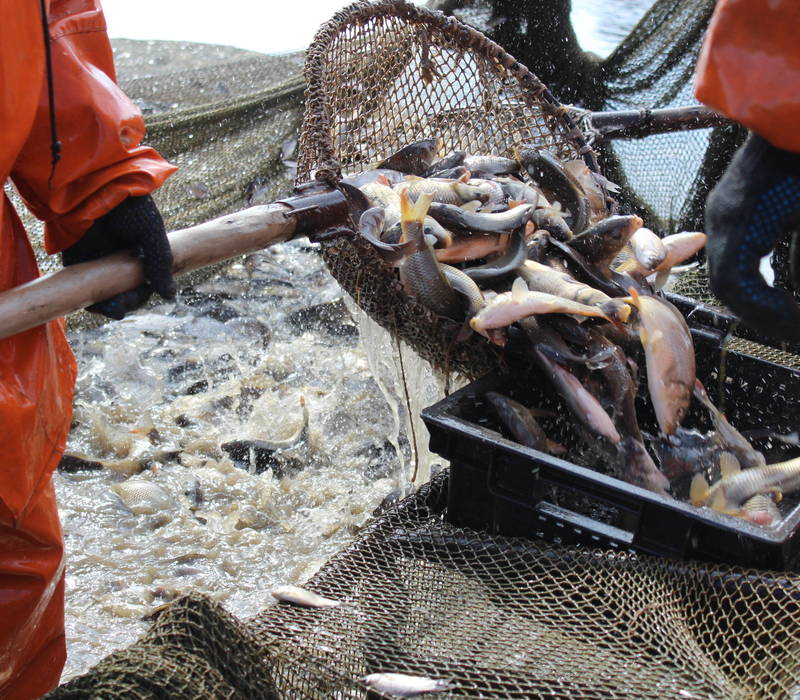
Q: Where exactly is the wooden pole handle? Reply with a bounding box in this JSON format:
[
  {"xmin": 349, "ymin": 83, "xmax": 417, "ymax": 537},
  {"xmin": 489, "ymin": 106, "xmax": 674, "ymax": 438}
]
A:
[{"xmin": 0, "ymin": 203, "xmax": 296, "ymax": 340}]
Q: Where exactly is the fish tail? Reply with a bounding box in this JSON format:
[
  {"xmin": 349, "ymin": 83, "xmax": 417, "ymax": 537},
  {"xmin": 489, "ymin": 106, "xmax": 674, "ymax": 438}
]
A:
[
  {"xmin": 400, "ymin": 190, "xmax": 433, "ymax": 224},
  {"xmin": 690, "ymin": 473, "xmax": 710, "ymax": 506}
]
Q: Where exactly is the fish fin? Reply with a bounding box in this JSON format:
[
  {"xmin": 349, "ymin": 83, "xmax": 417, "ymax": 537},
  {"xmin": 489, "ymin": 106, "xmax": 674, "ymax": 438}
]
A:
[
  {"xmin": 413, "ymin": 192, "xmax": 434, "ymax": 220},
  {"xmin": 511, "ymin": 276, "xmax": 528, "ymax": 302},
  {"xmin": 461, "ymin": 200, "xmax": 481, "ymax": 213},
  {"xmin": 719, "ymin": 451, "xmax": 741, "ymax": 478},
  {"xmin": 626, "ymin": 286, "xmax": 641, "ymax": 309},
  {"xmin": 401, "ymin": 190, "xmax": 433, "ymax": 224},
  {"xmin": 599, "ymin": 300, "xmax": 631, "ymax": 323},
  {"xmin": 710, "ymin": 489, "xmax": 732, "ymax": 513},
  {"xmin": 457, "ymin": 172, "xmax": 470, "ymax": 184},
  {"xmin": 653, "ymin": 269, "xmax": 671, "ymax": 289},
  {"xmin": 508, "ymin": 199, "xmax": 524, "ymax": 209},
  {"xmin": 404, "ymin": 175, "xmax": 423, "ymax": 182},
  {"xmin": 690, "ymin": 474, "xmax": 710, "ymax": 505},
  {"xmin": 638, "ymin": 326, "xmax": 648, "ymax": 346},
  {"xmin": 376, "ymin": 174, "xmax": 391, "ymax": 186},
  {"xmin": 399, "ymin": 190, "xmax": 413, "ymax": 224}
]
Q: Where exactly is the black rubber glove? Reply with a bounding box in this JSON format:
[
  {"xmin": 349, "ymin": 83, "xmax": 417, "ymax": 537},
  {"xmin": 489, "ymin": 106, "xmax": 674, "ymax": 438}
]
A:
[
  {"xmin": 61, "ymin": 195, "xmax": 176, "ymax": 320},
  {"xmin": 705, "ymin": 133, "xmax": 800, "ymax": 341}
]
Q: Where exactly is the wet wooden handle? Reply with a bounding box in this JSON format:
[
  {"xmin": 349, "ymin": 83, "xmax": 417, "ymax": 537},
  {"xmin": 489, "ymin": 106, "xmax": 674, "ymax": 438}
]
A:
[{"xmin": 0, "ymin": 203, "xmax": 296, "ymax": 340}]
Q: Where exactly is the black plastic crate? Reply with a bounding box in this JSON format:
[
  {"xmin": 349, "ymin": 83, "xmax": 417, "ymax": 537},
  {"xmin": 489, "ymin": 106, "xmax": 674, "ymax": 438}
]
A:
[{"xmin": 421, "ymin": 295, "xmax": 800, "ymax": 571}]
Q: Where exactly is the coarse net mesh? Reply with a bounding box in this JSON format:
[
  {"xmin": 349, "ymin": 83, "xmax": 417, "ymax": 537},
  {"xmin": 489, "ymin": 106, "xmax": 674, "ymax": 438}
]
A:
[
  {"xmin": 43, "ymin": 1, "xmax": 800, "ymax": 698},
  {"xmin": 50, "ymin": 473, "xmax": 800, "ymax": 700}
]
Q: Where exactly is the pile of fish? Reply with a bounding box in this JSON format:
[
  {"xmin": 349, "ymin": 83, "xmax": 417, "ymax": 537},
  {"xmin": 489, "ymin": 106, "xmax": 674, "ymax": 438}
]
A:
[{"xmin": 345, "ymin": 138, "xmax": 800, "ymax": 527}]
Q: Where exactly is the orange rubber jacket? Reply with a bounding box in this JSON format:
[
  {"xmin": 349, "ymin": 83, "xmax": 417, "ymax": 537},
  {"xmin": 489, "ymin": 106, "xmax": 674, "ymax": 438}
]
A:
[
  {"xmin": 694, "ymin": 0, "xmax": 800, "ymax": 153},
  {"xmin": 0, "ymin": 1, "xmax": 175, "ymax": 697}
]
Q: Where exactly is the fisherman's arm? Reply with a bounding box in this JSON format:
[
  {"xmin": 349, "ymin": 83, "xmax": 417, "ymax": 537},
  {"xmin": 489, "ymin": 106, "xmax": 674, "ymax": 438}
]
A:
[
  {"xmin": 9, "ymin": 0, "xmax": 177, "ymax": 317},
  {"xmin": 694, "ymin": 0, "xmax": 800, "ymax": 340}
]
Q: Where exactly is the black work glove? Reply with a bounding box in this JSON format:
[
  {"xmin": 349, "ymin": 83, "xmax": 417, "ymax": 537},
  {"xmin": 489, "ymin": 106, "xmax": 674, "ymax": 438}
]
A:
[
  {"xmin": 705, "ymin": 133, "xmax": 800, "ymax": 341},
  {"xmin": 61, "ymin": 195, "xmax": 176, "ymax": 320}
]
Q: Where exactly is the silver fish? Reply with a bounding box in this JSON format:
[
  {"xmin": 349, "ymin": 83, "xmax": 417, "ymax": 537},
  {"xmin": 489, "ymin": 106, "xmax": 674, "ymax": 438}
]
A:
[
  {"xmin": 463, "ymin": 153, "xmax": 519, "ymax": 175},
  {"xmin": 428, "ymin": 201, "xmax": 535, "ymax": 233},
  {"xmin": 111, "ymin": 479, "xmax": 173, "ymax": 515},
  {"xmin": 363, "ymin": 673, "xmax": 454, "ymax": 697},
  {"xmin": 271, "ymin": 585, "xmax": 342, "ymax": 608},
  {"xmin": 691, "ymin": 453, "xmax": 800, "ymax": 518},
  {"xmin": 440, "ymin": 264, "xmax": 485, "ymax": 317}
]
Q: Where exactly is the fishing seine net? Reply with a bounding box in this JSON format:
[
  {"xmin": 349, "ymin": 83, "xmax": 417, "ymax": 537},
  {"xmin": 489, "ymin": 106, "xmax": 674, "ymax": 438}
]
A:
[
  {"xmin": 50, "ymin": 473, "xmax": 800, "ymax": 699},
  {"xmin": 43, "ymin": 1, "xmax": 800, "ymax": 698}
]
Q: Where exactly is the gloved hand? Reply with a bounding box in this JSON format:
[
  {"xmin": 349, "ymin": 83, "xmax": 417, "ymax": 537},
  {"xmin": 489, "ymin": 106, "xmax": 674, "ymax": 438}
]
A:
[
  {"xmin": 61, "ymin": 194, "xmax": 176, "ymax": 320},
  {"xmin": 705, "ymin": 133, "xmax": 800, "ymax": 341}
]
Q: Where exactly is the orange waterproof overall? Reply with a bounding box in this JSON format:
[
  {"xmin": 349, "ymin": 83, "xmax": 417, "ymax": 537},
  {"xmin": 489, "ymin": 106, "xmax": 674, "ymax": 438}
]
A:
[
  {"xmin": 0, "ymin": 2, "xmax": 174, "ymax": 697},
  {"xmin": 694, "ymin": 0, "xmax": 800, "ymax": 152}
]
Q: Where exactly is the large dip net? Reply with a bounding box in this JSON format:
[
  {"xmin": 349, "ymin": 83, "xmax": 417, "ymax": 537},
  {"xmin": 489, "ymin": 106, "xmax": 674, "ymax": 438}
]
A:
[{"xmin": 44, "ymin": 1, "xmax": 800, "ymax": 698}]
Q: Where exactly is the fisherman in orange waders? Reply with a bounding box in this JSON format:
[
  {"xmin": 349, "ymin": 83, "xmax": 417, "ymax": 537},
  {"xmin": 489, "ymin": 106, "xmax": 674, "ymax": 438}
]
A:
[
  {"xmin": 695, "ymin": 0, "xmax": 800, "ymax": 342},
  {"xmin": 1, "ymin": 2, "xmax": 176, "ymax": 697}
]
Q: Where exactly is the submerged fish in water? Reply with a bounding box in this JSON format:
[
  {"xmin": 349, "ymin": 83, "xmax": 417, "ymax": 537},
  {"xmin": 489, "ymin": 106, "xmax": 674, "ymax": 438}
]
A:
[
  {"xmin": 533, "ymin": 348, "xmax": 621, "ymax": 444},
  {"xmin": 271, "ymin": 585, "xmax": 342, "ymax": 608},
  {"xmin": 692, "ymin": 379, "xmax": 765, "ymax": 469},
  {"xmin": 485, "ymin": 390, "xmax": 566, "ymax": 455},
  {"xmin": 626, "ymin": 288, "xmax": 694, "ymax": 436},
  {"xmin": 221, "ymin": 396, "xmax": 309, "ymax": 474},
  {"xmin": 376, "ymin": 138, "xmax": 441, "ymax": 176},
  {"xmin": 620, "ymin": 436, "xmax": 670, "ymax": 495},
  {"xmin": 742, "ymin": 492, "xmax": 782, "ymax": 526},
  {"xmin": 111, "ymin": 479, "xmax": 173, "ymax": 515},
  {"xmin": 362, "ymin": 672, "xmax": 454, "ymax": 697}
]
